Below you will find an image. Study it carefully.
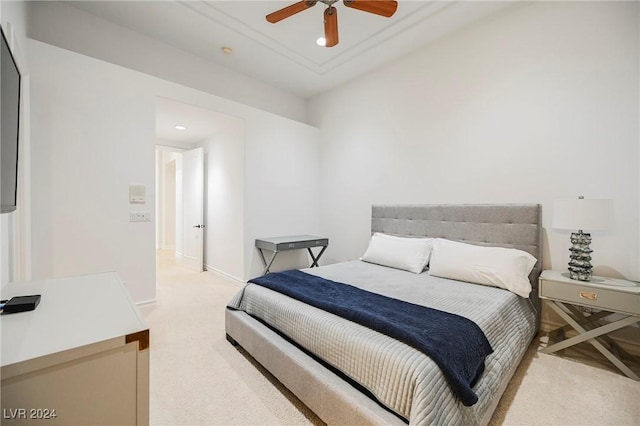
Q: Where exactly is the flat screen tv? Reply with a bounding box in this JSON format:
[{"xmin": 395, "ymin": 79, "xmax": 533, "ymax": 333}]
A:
[{"xmin": 1, "ymin": 25, "xmax": 21, "ymax": 214}]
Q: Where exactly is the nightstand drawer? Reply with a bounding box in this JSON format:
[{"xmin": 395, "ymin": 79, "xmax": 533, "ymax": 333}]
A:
[
  {"xmin": 276, "ymin": 239, "xmax": 328, "ymax": 250},
  {"xmin": 540, "ymin": 280, "xmax": 640, "ymax": 316}
]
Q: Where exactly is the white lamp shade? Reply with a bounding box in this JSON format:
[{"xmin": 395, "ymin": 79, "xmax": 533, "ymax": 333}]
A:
[{"xmin": 552, "ymin": 198, "xmax": 613, "ymax": 231}]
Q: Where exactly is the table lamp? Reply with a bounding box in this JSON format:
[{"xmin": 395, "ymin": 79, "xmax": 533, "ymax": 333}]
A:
[{"xmin": 552, "ymin": 196, "xmax": 613, "ymax": 281}]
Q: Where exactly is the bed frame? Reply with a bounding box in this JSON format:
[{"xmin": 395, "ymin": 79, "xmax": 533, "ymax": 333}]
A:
[{"xmin": 226, "ymin": 204, "xmax": 542, "ymax": 425}]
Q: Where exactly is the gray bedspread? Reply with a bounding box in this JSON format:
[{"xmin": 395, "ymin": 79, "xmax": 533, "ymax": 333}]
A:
[{"xmin": 228, "ymin": 261, "xmax": 536, "ymax": 425}]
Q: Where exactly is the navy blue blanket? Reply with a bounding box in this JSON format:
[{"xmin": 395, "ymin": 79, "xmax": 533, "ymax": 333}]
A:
[{"xmin": 248, "ymin": 270, "xmax": 493, "ymax": 406}]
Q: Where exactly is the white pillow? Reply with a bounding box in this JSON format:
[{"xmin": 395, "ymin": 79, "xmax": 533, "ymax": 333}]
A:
[
  {"xmin": 428, "ymin": 238, "xmax": 537, "ymax": 297},
  {"xmin": 361, "ymin": 233, "xmax": 433, "ymax": 274}
]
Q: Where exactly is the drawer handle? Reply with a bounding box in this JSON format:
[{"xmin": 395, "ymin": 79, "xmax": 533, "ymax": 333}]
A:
[{"xmin": 579, "ymin": 292, "xmax": 598, "ymax": 301}]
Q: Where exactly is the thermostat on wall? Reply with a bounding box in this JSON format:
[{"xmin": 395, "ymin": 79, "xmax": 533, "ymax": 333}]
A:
[{"xmin": 129, "ymin": 185, "xmax": 146, "ymax": 204}]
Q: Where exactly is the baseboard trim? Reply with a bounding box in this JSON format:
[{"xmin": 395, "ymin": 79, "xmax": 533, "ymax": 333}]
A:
[
  {"xmin": 136, "ymin": 299, "xmax": 157, "ymax": 311},
  {"xmin": 204, "ymin": 265, "xmax": 244, "ymax": 286}
]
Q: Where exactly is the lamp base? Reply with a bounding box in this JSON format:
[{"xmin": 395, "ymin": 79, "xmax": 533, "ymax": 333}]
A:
[
  {"xmin": 567, "ymin": 231, "xmax": 593, "ymax": 281},
  {"xmin": 568, "ymin": 269, "xmax": 592, "ymax": 281}
]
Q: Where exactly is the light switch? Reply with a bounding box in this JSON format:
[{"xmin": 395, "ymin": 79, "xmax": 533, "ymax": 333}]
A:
[
  {"xmin": 129, "ymin": 211, "xmax": 151, "ymax": 222},
  {"xmin": 129, "ymin": 185, "xmax": 146, "ymax": 204}
]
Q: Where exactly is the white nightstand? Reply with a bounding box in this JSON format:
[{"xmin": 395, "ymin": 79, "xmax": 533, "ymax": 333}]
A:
[{"xmin": 539, "ymin": 270, "xmax": 640, "ymax": 380}]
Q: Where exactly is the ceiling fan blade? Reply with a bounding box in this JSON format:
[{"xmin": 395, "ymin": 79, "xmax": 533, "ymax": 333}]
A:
[
  {"xmin": 324, "ymin": 6, "xmax": 339, "ymax": 47},
  {"xmin": 342, "ymin": 0, "xmax": 398, "ymax": 17},
  {"xmin": 266, "ymin": 1, "xmax": 318, "ymax": 23}
]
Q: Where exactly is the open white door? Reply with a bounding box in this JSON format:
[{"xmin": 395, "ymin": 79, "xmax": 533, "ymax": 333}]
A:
[{"xmin": 181, "ymin": 147, "xmax": 204, "ymax": 272}]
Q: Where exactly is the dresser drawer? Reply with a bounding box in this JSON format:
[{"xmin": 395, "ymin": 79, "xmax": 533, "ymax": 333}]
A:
[{"xmin": 540, "ymin": 279, "xmax": 640, "ymax": 316}]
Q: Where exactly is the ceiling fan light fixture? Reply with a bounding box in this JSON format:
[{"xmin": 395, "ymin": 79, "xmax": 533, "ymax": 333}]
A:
[
  {"xmin": 324, "ymin": 6, "xmax": 339, "ymax": 47},
  {"xmin": 266, "ymin": 0, "xmax": 398, "ymax": 47},
  {"xmin": 316, "ymin": 37, "xmax": 326, "ymax": 46}
]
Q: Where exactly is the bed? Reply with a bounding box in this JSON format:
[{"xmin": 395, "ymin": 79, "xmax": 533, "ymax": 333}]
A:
[{"xmin": 226, "ymin": 204, "xmax": 542, "ymax": 425}]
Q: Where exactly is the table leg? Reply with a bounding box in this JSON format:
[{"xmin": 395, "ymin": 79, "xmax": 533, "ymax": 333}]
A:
[
  {"xmin": 308, "ymin": 246, "xmax": 327, "ymax": 268},
  {"xmin": 257, "ymin": 249, "xmax": 278, "ymax": 275},
  {"xmin": 542, "ymin": 301, "xmax": 640, "ymax": 380},
  {"xmin": 563, "ymin": 305, "xmax": 629, "ymax": 357}
]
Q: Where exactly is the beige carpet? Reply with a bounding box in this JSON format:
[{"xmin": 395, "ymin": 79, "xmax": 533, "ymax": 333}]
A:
[{"xmin": 143, "ymin": 254, "xmax": 640, "ymax": 425}]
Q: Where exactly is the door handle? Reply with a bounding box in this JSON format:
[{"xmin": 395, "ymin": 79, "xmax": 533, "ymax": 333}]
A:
[{"xmin": 193, "ymin": 224, "xmax": 205, "ymax": 228}]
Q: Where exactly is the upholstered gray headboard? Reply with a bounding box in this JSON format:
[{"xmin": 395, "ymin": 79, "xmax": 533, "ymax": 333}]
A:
[{"xmin": 371, "ymin": 204, "xmax": 542, "ymax": 322}]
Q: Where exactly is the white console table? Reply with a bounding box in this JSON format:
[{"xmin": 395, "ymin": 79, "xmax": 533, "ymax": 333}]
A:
[{"xmin": 1, "ymin": 272, "xmax": 149, "ymax": 425}]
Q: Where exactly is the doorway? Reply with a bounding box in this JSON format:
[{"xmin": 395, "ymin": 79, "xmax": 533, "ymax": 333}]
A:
[
  {"xmin": 155, "ymin": 147, "xmax": 182, "ymax": 271},
  {"xmin": 154, "ymin": 97, "xmax": 245, "ymax": 281},
  {"xmin": 155, "ymin": 146, "xmax": 204, "ymax": 272}
]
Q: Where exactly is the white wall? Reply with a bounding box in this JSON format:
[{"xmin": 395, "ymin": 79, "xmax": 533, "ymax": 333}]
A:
[
  {"xmin": 196, "ymin": 116, "xmax": 245, "ymax": 281},
  {"xmin": 28, "ymin": 40, "xmax": 320, "ymax": 301},
  {"xmin": 309, "ymin": 1, "xmax": 640, "ymax": 280},
  {"xmin": 26, "ymin": 1, "xmax": 308, "ymax": 124},
  {"xmin": 29, "ymin": 43, "xmax": 157, "ymax": 303},
  {"xmin": 244, "ymin": 114, "xmax": 322, "ymax": 278}
]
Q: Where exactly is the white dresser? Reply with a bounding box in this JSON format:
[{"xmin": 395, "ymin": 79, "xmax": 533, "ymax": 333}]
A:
[{"xmin": 1, "ymin": 272, "xmax": 149, "ymax": 425}]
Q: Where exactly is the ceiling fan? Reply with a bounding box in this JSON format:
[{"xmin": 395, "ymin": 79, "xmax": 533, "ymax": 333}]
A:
[{"xmin": 266, "ymin": 0, "xmax": 398, "ymax": 47}]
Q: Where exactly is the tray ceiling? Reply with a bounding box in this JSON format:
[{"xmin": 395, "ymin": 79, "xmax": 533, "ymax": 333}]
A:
[{"xmin": 66, "ymin": 1, "xmax": 514, "ymax": 98}]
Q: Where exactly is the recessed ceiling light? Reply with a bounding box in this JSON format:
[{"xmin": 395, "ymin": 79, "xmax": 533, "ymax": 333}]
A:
[
  {"xmin": 221, "ymin": 46, "xmax": 232, "ymax": 55},
  {"xmin": 175, "ymin": 125, "xmax": 187, "ymax": 131},
  {"xmin": 316, "ymin": 37, "xmax": 326, "ymax": 47}
]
